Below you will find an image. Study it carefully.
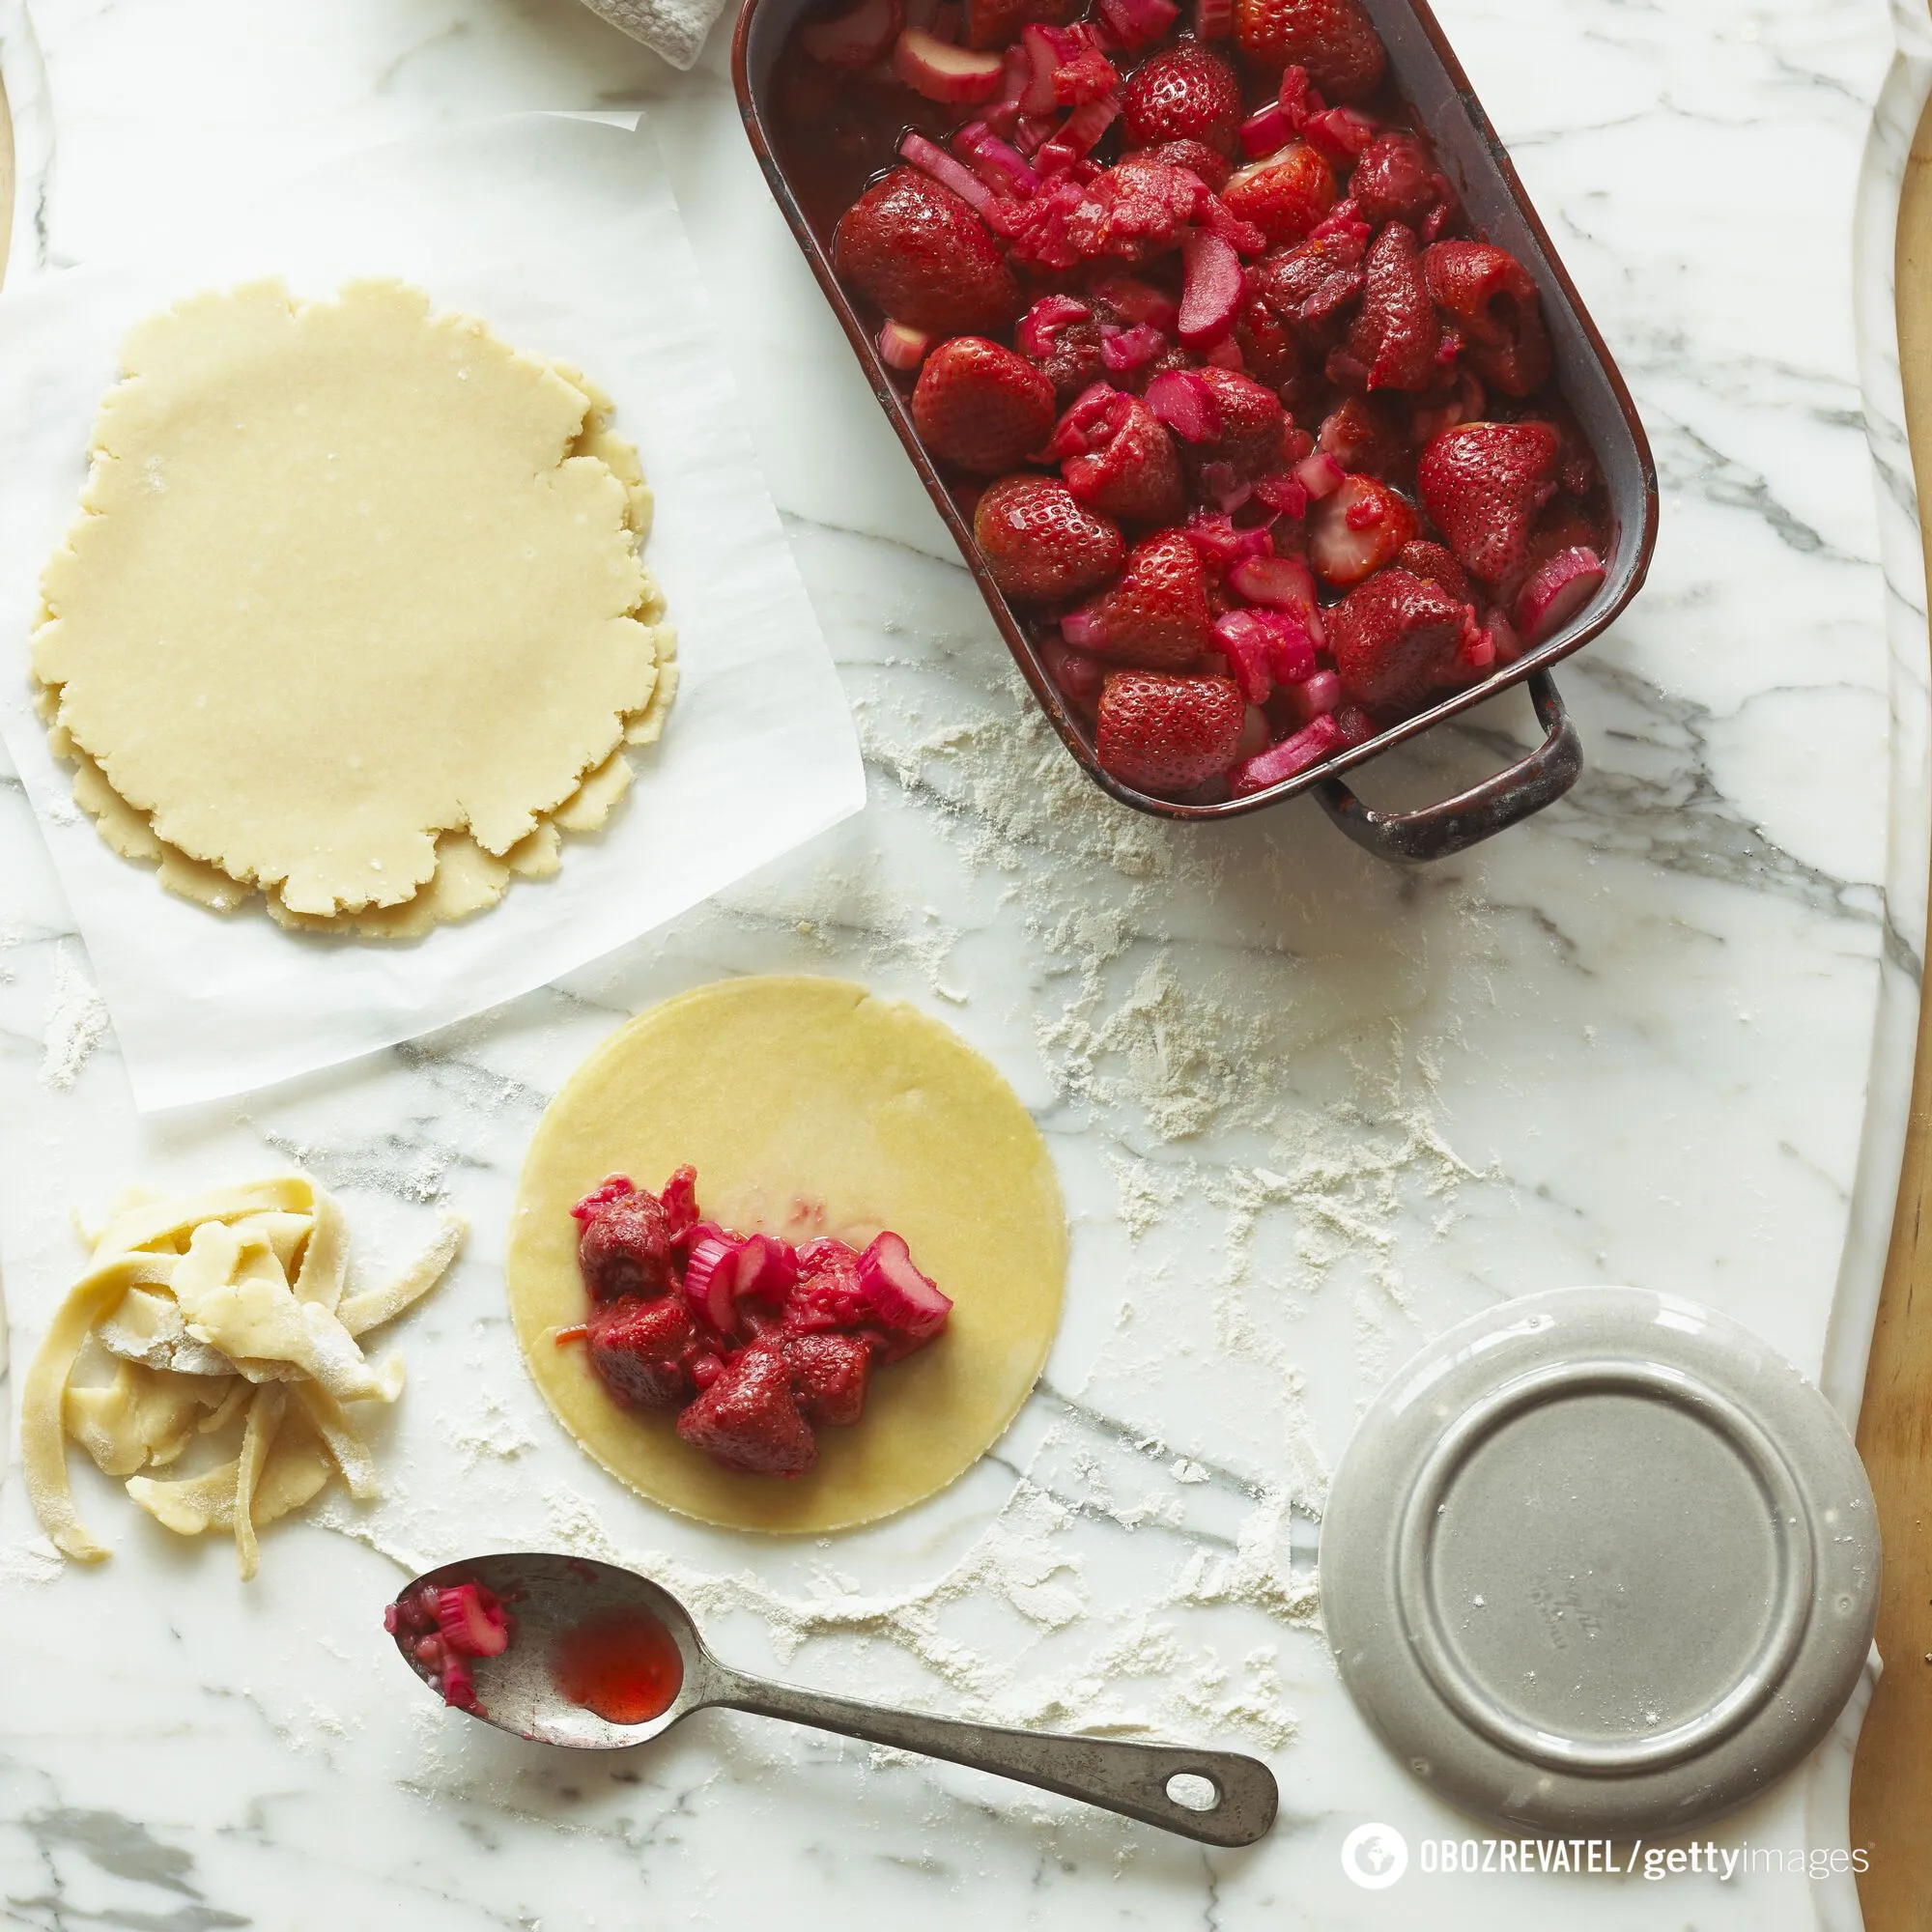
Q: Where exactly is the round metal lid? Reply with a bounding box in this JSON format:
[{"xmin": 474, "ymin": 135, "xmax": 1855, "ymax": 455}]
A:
[{"xmin": 1320, "ymin": 1287, "xmax": 1879, "ymax": 1836}]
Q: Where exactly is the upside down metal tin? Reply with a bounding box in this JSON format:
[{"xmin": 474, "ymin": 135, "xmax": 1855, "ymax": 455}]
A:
[{"xmin": 1320, "ymin": 1288, "xmax": 1880, "ymax": 1836}]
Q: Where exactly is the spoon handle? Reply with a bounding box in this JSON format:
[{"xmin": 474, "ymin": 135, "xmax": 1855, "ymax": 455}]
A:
[{"xmin": 701, "ymin": 1666, "xmax": 1278, "ymax": 1847}]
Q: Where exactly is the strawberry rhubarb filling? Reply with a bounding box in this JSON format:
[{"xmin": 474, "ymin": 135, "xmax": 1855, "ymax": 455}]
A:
[
  {"xmin": 385, "ymin": 1579, "xmax": 515, "ymax": 1713},
  {"xmin": 774, "ymin": 0, "xmax": 1609, "ymax": 799},
  {"xmin": 561, "ymin": 1171, "xmax": 953, "ymax": 1478}
]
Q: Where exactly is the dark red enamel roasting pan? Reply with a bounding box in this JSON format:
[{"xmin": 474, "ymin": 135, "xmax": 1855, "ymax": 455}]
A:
[{"xmin": 732, "ymin": 0, "xmax": 1660, "ymax": 861}]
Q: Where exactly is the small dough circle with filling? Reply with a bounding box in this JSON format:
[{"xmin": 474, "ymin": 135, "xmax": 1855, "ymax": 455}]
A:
[{"xmin": 506, "ymin": 977, "xmax": 1066, "ymax": 1533}]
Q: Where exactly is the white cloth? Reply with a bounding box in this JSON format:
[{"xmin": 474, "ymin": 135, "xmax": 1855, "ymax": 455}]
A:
[{"xmin": 579, "ymin": 0, "xmax": 729, "ymax": 71}]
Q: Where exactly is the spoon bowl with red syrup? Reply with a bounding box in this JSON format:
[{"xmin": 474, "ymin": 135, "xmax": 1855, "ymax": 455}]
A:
[{"xmin": 388, "ymin": 1551, "xmax": 1277, "ymax": 1847}]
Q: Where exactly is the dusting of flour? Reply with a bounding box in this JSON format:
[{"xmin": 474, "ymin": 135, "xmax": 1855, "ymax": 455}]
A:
[
  {"xmin": 39, "ymin": 946, "xmax": 109, "ymax": 1091},
  {"xmin": 336, "ymin": 666, "xmax": 1487, "ymax": 1781}
]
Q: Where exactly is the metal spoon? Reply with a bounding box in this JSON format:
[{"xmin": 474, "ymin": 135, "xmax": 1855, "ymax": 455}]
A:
[{"xmin": 390, "ymin": 1552, "xmax": 1278, "ymax": 1848}]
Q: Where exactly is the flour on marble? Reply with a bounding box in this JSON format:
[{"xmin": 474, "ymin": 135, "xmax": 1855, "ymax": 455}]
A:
[
  {"xmin": 442, "ymin": 1390, "xmax": 539, "ymax": 1467},
  {"xmin": 598, "ymin": 674, "xmax": 1479, "ymax": 1751},
  {"xmin": 38, "ymin": 946, "xmax": 108, "ymax": 1091},
  {"xmin": 526, "ymin": 1475, "xmax": 1304, "ymax": 1751},
  {"xmin": 0, "ymin": 1534, "xmax": 66, "ymax": 1587}
]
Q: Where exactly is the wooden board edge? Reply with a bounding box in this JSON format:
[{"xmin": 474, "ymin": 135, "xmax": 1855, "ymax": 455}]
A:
[{"xmin": 1850, "ymin": 76, "xmax": 1932, "ymax": 1932}]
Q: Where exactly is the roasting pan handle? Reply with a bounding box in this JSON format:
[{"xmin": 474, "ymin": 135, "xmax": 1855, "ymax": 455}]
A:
[{"xmin": 1312, "ymin": 670, "xmax": 1581, "ymax": 863}]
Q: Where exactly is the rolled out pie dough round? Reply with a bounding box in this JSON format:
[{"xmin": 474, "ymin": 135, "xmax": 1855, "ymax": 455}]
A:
[
  {"xmin": 33, "ymin": 279, "xmax": 675, "ymax": 925},
  {"xmin": 506, "ymin": 978, "xmax": 1067, "ymax": 1533}
]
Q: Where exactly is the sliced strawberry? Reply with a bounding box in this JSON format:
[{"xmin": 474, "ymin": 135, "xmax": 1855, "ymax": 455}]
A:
[
  {"xmin": 802, "ymin": 0, "xmax": 905, "ymax": 66},
  {"xmin": 1315, "ymin": 394, "xmax": 1406, "ymax": 476},
  {"xmin": 1308, "ymin": 473, "xmax": 1420, "ymax": 584},
  {"xmin": 572, "ymin": 1177, "xmax": 675, "ymax": 1302},
  {"xmin": 587, "ymin": 1294, "xmax": 702, "ymax": 1411},
  {"xmin": 784, "ymin": 1332, "xmax": 872, "ymax": 1426},
  {"xmin": 1236, "ymin": 0, "xmax": 1385, "ymax": 100},
  {"xmin": 1095, "ymin": 669, "xmax": 1245, "ymax": 792},
  {"xmin": 835, "ymin": 167, "xmax": 1020, "ymax": 335},
  {"xmin": 1063, "ymin": 528, "xmax": 1213, "ymax": 668},
  {"xmin": 1332, "ymin": 220, "xmax": 1440, "ymax": 392},
  {"xmin": 1220, "ymin": 142, "xmax": 1336, "ymax": 247},
  {"xmin": 1120, "ymin": 43, "xmax": 1244, "ymax": 156},
  {"xmin": 1348, "ymin": 133, "xmax": 1444, "ymax": 227},
  {"xmin": 1422, "ymin": 240, "xmax": 1551, "ymax": 398},
  {"xmin": 912, "ymin": 336, "xmax": 1059, "ymax": 473},
  {"xmin": 1053, "ymin": 387, "xmax": 1186, "ymax": 524},
  {"xmin": 1415, "ymin": 418, "xmax": 1561, "ymax": 586},
  {"xmin": 675, "ymin": 1342, "xmax": 818, "ymax": 1477},
  {"xmin": 974, "ymin": 472, "xmax": 1126, "ymax": 601},
  {"xmin": 1328, "ymin": 567, "xmax": 1477, "ymax": 711}
]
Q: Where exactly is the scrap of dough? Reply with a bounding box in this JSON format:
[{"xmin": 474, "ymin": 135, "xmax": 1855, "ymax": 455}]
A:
[
  {"xmin": 506, "ymin": 977, "xmax": 1067, "ymax": 1535},
  {"xmin": 20, "ymin": 1173, "xmax": 463, "ymax": 1571},
  {"xmin": 35, "ymin": 278, "xmax": 668, "ymax": 915}
]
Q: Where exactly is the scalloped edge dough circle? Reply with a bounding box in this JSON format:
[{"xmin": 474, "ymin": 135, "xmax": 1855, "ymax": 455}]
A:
[
  {"xmin": 32, "ymin": 278, "xmax": 668, "ymax": 918},
  {"xmin": 506, "ymin": 978, "xmax": 1067, "ymax": 1533}
]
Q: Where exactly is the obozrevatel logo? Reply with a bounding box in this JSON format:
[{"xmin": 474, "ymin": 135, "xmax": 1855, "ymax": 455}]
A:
[{"xmin": 1341, "ymin": 1822, "xmax": 1409, "ymax": 1889}]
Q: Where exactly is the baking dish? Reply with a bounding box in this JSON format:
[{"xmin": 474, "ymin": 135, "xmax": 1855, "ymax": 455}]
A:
[{"xmin": 732, "ymin": 0, "xmax": 1659, "ymax": 861}]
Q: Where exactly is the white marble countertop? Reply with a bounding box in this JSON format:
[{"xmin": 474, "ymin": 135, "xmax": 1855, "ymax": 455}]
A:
[{"xmin": 0, "ymin": 0, "xmax": 1927, "ymax": 1926}]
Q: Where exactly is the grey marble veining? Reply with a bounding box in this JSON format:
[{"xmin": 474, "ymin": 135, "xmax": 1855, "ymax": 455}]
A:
[{"xmin": 0, "ymin": 0, "xmax": 1925, "ymax": 1927}]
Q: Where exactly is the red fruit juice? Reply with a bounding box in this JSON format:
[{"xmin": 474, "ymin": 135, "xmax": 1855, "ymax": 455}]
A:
[{"xmin": 552, "ymin": 1606, "xmax": 686, "ymax": 1725}]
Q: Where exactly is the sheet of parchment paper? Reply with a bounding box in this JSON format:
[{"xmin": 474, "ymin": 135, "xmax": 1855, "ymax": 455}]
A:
[{"xmin": 0, "ymin": 113, "xmax": 866, "ymax": 1111}]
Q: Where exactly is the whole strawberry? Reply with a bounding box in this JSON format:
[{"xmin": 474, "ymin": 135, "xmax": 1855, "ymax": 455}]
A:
[
  {"xmin": 1416, "ymin": 418, "xmax": 1561, "ymax": 585},
  {"xmin": 587, "ymin": 1295, "xmax": 701, "ymax": 1411},
  {"xmin": 1328, "ymin": 567, "xmax": 1476, "ymax": 711},
  {"xmin": 1095, "ymin": 670, "xmax": 1246, "ymax": 793},
  {"xmin": 1350, "ymin": 133, "xmax": 1444, "ymax": 227},
  {"xmin": 1221, "ymin": 142, "xmax": 1337, "ymax": 247},
  {"xmin": 1394, "ymin": 537, "xmax": 1471, "ymax": 603},
  {"xmin": 1051, "ymin": 387, "xmax": 1186, "ymax": 525},
  {"xmin": 1121, "ymin": 43, "xmax": 1245, "ymax": 157},
  {"xmin": 1236, "ymin": 0, "xmax": 1386, "ymax": 100},
  {"xmin": 1191, "ymin": 366, "xmax": 1288, "ymax": 478},
  {"xmin": 675, "ymin": 1341, "xmax": 818, "ymax": 1477},
  {"xmin": 1065, "ymin": 530, "xmax": 1213, "ymax": 668},
  {"xmin": 783, "ymin": 1332, "xmax": 871, "ymax": 1426},
  {"xmin": 1423, "ymin": 241, "xmax": 1551, "ymax": 397},
  {"xmin": 974, "ymin": 473, "xmax": 1126, "ymax": 602},
  {"xmin": 835, "ymin": 168, "xmax": 1020, "ymax": 336},
  {"xmin": 913, "ymin": 336, "xmax": 1058, "ymax": 474}
]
